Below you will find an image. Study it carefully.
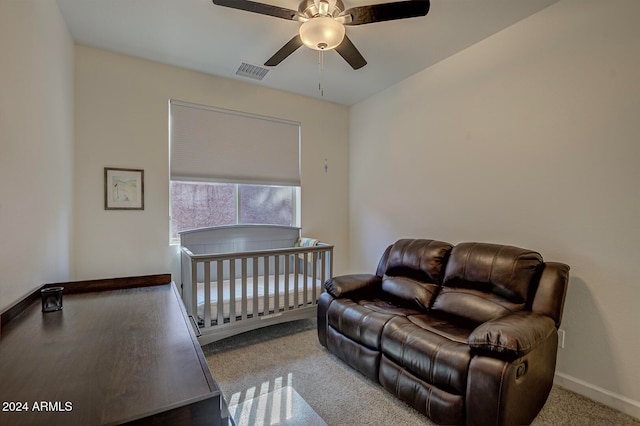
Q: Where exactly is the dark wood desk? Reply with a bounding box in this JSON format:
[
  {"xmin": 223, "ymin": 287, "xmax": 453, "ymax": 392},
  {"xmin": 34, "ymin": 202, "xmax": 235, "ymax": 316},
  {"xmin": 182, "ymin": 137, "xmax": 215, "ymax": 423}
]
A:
[{"xmin": 0, "ymin": 275, "xmax": 229, "ymax": 425}]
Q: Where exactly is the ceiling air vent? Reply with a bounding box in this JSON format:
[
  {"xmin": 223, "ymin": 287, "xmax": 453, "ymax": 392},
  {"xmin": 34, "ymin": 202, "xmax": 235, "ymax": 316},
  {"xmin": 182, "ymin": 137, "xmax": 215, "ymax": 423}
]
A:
[{"xmin": 235, "ymin": 63, "xmax": 270, "ymax": 81}]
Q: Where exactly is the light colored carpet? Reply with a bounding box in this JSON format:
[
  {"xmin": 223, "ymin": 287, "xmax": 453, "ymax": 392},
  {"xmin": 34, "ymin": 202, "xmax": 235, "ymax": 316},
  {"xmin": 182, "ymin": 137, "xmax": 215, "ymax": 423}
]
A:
[{"xmin": 204, "ymin": 319, "xmax": 640, "ymax": 426}]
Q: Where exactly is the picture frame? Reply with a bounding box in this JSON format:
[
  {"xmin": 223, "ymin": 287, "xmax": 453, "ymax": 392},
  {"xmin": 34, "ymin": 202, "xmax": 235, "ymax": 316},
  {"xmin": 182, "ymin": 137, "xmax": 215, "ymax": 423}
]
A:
[{"xmin": 104, "ymin": 167, "xmax": 144, "ymax": 210}]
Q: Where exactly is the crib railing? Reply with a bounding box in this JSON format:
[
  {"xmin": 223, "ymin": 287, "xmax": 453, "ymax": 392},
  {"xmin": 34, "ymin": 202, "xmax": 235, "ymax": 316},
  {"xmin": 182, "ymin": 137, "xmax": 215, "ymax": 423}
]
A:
[{"xmin": 180, "ymin": 243, "xmax": 333, "ymax": 344}]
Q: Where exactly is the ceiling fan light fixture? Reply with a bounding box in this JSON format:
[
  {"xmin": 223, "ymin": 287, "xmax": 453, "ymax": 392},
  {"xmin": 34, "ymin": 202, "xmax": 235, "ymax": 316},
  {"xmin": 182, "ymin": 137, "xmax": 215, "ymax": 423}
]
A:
[{"xmin": 299, "ymin": 17, "xmax": 345, "ymax": 51}]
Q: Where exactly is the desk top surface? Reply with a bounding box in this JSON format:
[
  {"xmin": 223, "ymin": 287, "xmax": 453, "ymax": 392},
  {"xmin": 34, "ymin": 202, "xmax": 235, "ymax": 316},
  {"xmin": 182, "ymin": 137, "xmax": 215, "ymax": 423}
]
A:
[{"xmin": 0, "ymin": 283, "xmax": 219, "ymax": 425}]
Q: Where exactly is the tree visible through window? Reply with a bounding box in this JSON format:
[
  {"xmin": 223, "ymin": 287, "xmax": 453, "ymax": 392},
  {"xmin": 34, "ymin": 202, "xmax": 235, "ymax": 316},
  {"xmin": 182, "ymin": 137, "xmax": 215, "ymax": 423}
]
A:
[
  {"xmin": 239, "ymin": 184, "xmax": 293, "ymax": 225},
  {"xmin": 170, "ymin": 181, "xmax": 296, "ymax": 240}
]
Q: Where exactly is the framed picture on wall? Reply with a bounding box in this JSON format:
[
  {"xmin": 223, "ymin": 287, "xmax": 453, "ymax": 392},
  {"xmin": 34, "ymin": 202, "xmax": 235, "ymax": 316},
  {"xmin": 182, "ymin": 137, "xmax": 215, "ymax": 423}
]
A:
[{"xmin": 104, "ymin": 167, "xmax": 144, "ymax": 210}]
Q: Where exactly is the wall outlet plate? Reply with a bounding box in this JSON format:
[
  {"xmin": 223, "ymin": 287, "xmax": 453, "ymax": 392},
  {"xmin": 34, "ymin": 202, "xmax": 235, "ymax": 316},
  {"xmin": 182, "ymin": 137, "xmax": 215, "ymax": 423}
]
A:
[{"xmin": 558, "ymin": 329, "xmax": 566, "ymax": 349}]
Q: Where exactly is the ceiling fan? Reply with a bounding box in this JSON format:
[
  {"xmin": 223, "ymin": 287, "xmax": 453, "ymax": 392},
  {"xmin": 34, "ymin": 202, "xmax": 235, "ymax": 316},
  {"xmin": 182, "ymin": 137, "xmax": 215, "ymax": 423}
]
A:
[{"xmin": 212, "ymin": 0, "xmax": 431, "ymax": 70}]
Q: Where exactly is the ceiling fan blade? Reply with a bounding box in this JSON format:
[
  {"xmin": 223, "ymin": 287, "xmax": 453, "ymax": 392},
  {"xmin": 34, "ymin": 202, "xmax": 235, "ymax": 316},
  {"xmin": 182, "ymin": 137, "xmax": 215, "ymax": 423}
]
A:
[
  {"xmin": 212, "ymin": 0, "xmax": 302, "ymax": 21},
  {"xmin": 265, "ymin": 35, "xmax": 304, "ymax": 66},
  {"xmin": 341, "ymin": 0, "xmax": 430, "ymax": 26},
  {"xmin": 335, "ymin": 35, "xmax": 367, "ymax": 70}
]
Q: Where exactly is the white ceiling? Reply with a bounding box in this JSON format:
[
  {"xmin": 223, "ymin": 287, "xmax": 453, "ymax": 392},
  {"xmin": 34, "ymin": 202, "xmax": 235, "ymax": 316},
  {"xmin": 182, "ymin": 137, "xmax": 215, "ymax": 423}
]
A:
[{"xmin": 56, "ymin": 0, "xmax": 559, "ymax": 105}]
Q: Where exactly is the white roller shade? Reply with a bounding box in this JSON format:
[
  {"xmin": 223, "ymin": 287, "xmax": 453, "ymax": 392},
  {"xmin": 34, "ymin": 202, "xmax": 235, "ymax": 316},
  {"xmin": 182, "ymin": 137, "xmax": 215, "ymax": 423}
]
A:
[{"xmin": 170, "ymin": 100, "xmax": 301, "ymax": 186}]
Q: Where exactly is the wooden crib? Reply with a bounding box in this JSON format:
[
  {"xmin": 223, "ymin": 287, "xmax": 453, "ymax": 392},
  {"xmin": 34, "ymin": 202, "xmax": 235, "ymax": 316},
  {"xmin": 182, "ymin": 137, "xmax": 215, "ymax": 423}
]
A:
[{"xmin": 180, "ymin": 225, "xmax": 333, "ymax": 346}]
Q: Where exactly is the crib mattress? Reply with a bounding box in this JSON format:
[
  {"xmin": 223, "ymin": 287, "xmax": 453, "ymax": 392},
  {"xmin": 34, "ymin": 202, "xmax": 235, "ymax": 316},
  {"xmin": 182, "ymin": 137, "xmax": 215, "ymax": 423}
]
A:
[{"xmin": 197, "ymin": 273, "xmax": 322, "ymax": 320}]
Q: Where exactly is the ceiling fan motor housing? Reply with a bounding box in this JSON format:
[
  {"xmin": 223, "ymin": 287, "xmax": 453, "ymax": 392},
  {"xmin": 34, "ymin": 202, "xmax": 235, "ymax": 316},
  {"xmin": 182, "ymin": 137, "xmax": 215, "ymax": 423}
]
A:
[{"xmin": 298, "ymin": 0, "xmax": 345, "ymax": 17}]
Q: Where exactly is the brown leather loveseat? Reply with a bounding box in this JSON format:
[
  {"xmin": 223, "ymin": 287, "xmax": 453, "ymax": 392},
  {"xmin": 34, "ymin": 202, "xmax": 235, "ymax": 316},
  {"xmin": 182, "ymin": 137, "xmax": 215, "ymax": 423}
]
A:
[{"xmin": 318, "ymin": 239, "xmax": 569, "ymax": 425}]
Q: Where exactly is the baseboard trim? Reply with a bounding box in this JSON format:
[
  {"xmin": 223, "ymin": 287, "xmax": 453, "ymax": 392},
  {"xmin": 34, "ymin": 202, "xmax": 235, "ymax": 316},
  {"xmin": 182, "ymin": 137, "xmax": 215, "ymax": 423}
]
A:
[{"xmin": 554, "ymin": 372, "xmax": 640, "ymax": 420}]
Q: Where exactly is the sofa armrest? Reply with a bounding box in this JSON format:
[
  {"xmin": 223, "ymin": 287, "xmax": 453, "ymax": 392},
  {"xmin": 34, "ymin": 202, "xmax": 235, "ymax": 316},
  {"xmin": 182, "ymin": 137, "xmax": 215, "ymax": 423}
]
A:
[
  {"xmin": 532, "ymin": 262, "xmax": 570, "ymax": 328},
  {"xmin": 325, "ymin": 274, "xmax": 382, "ymax": 298},
  {"xmin": 468, "ymin": 311, "xmax": 556, "ymax": 359}
]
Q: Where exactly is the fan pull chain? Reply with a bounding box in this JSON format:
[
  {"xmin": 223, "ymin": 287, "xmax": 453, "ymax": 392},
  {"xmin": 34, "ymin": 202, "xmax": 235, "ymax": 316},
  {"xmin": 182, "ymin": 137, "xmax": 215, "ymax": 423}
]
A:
[{"xmin": 318, "ymin": 50, "xmax": 324, "ymax": 97}]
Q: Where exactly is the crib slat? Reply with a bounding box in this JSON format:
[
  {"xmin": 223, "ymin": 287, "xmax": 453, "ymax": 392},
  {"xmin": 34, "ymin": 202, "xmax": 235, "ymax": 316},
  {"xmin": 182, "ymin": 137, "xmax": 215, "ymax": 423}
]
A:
[
  {"xmin": 329, "ymin": 247, "xmax": 334, "ymax": 284},
  {"xmin": 191, "ymin": 259, "xmax": 198, "ymax": 322},
  {"xmin": 312, "ymin": 252, "xmax": 317, "ymax": 304},
  {"xmin": 204, "ymin": 262, "xmax": 211, "ymax": 328},
  {"xmin": 241, "ymin": 258, "xmax": 248, "ymax": 320},
  {"xmin": 253, "ymin": 257, "xmax": 259, "ymax": 317},
  {"xmin": 274, "ymin": 254, "xmax": 280, "ymax": 312},
  {"xmin": 284, "ymin": 255, "xmax": 290, "ymax": 311},
  {"xmin": 294, "ymin": 254, "xmax": 299, "ymax": 308},
  {"xmin": 217, "ymin": 260, "xmax": 224, "ymax": 326},
  {"xmin": 303, "ymin": 253, "xmax": 308, "ymax": 305},
  {"xmin": 263, "ymin": 256, "xmax": 269, "ymax": 315},
  {"xmin": 229, "ymin": 259, "xmax": 236, "ymax": 323},
  {"xmin": 320, "ymin": 250, "xmax": 327, "ymax": 294}
]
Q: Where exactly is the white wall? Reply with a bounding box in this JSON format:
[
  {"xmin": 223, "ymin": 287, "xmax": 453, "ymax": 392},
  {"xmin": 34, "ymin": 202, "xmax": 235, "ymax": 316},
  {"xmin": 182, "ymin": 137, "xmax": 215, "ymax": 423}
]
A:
[
  {"xmin": 73, "ymin": 46, "xmax": 350, "ymax": 282},
  {"xmin": 349, "ymin": 0, "xmax": 640, "ymax": 418},
  {"xmin": 0, "ymin": 0, "xmax": 74, "ymax": 311}
]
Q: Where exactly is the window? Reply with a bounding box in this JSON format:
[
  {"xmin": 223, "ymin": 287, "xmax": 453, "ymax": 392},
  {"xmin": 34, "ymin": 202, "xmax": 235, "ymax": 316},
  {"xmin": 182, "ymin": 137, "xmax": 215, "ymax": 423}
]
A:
[
  {"xmin": 170, "ymin": 181, "xmax": 298, "ymax": 240},
  {"xmin": 169, "ymin": 100, "xmax": 301, "ymax": 242}
]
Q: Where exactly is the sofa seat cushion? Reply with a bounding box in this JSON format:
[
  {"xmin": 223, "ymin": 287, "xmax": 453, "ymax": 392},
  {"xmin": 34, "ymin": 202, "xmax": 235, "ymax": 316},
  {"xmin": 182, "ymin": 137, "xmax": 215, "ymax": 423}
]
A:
[
  {"xmin": 381, "ymin": 316, "xmax": 472, "ymax": 395},
  {"xmin": 406, "ymin": 313, "xmax": 476, "ymax": 344},
  {"xmin": 358, "ymin": 299, "xmax": 424, "ymax": 317}
]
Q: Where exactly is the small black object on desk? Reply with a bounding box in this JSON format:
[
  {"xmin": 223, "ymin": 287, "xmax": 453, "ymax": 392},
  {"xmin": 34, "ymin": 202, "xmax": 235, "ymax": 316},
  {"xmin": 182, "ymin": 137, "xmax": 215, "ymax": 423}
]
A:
[{"xmin": 41, "ymin": 286, "xmax": 64, "ymax": 312}]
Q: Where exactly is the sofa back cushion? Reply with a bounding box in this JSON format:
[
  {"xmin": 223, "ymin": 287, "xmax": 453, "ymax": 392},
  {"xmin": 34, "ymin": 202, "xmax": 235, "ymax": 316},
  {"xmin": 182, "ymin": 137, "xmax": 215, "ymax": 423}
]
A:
[
  {"xmin": 380, "ymin": 239, "xmax": 453, "ymax": 310},
  {"xmin": 432, "ymin": 242, "xmax": 543, "ymax": 323}
]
